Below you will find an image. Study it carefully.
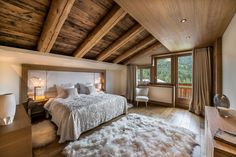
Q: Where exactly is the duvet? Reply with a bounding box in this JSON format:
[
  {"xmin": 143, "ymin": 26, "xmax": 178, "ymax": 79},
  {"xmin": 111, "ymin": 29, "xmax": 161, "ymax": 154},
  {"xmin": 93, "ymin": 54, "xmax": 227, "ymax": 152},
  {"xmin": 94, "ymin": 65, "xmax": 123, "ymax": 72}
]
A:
[{"xmin": 44, "ymin": 92, "xmax": 127, "ymax": 143}]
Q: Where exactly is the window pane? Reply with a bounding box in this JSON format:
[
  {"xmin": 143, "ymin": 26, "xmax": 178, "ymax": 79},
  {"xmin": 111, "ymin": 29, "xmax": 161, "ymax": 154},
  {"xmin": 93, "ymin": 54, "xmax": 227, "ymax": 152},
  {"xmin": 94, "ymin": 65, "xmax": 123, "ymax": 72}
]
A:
[
  {"xmin": 156, "ymin": 58, "xmax": 171, "ymax": 83},
  {"xmin": 142, "ymin": 68, "xmax": 150, "ymax": 84},
  {"xmin": 177, "ymin": 55, "xmax": 192, "ymax": 99},
  {"xmin": 178, "ymin": 56, "xmax": 192, "ymax": 84}
]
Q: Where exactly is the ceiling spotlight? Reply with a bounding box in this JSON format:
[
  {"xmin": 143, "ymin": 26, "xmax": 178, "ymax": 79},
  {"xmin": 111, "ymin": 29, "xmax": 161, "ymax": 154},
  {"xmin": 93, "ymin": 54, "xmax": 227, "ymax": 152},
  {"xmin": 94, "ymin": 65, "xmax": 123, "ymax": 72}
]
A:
[
  {"xmin": 186, "ymin": 36, "xmax": 191, "ymax": 39},
  {"xmin": 180, "ymin": 19, "xmax": 187, "ymax": 23}
]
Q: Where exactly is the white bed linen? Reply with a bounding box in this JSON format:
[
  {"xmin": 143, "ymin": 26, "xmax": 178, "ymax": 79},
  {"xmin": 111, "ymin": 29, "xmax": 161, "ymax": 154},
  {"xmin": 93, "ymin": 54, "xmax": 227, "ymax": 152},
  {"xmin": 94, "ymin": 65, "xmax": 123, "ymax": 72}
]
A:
[{"xmin": 44, "ymin": 92, "xmax": 127, "ymax": 143}]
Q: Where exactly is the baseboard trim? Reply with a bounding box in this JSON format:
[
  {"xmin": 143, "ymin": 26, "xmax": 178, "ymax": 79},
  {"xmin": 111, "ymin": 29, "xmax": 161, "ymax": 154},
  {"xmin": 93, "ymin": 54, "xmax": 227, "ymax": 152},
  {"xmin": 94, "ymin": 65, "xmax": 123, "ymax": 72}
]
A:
[{"xmin": 148, "ymin": 100, "xmax": 173, "ymax": 107}]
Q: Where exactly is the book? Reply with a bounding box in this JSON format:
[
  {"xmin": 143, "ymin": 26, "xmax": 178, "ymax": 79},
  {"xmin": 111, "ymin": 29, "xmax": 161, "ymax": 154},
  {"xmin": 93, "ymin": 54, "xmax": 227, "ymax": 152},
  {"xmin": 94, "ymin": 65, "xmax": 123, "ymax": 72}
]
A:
[{"xmin": 214, "ymin": 128, "xmax": 236, "ymax": 147}]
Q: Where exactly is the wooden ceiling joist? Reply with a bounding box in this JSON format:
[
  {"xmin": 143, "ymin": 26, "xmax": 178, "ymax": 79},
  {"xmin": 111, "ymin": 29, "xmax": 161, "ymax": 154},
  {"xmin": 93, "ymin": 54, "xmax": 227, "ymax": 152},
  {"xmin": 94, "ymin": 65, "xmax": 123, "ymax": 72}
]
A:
[
  {"xmin": 113, "ymin": 36, "xmax": 156, "ymax": 63},
  {"xmin": 97, "ymin": 24, "xmax": 144, "ymax": 61},
  {"xmin": 74, "ymin": 5, "xmax": 127, "ymax": 58},
  {"xmin": 125, "ymin": 42, "xmax": 162, "ymax": 65},
  {"xmin": 37, "ymin": 0, "xmax": 75, "ymax": 53}
]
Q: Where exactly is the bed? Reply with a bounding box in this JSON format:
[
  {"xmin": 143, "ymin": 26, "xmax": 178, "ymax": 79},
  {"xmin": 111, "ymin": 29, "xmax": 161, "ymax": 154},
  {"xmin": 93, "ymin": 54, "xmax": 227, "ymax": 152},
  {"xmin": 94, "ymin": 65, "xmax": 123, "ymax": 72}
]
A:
[{"xmin": 44, "ymin": 92, "xmax": 127, "ymax": 143}]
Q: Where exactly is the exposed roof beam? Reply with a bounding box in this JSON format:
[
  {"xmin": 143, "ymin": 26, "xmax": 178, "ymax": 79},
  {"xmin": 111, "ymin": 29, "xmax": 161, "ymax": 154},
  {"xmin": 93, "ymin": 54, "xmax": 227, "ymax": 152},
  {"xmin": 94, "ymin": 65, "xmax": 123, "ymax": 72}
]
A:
[
  {"xmin": 124, "ymin": 42, "xmax": 162, "ymax": 65},
  {"xmin": 97, "ymin": 24, "xmax": 144, "ymax": 61},
  {"xmin": 113, "ymin": 36, "xmax": 156, "ymax": 63},
  {"xmin": 74, "ymin": 5, "xmax": 127, "ymax": 58},
  {"xmin": 37, "ymin": 0, "xmax": 75, "ymax": 53}
]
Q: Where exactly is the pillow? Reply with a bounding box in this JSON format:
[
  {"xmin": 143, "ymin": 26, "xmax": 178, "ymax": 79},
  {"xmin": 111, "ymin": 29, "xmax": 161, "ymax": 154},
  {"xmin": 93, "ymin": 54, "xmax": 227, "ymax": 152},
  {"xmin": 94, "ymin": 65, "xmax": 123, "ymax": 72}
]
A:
[
  {"xmin": 76, "ymin": 83, "xmax": 89, "ymax": 94},
  {"xmin": 56, "ymin": 84, "xmax": 74, "ymax": 98},
  {"xmin": 87, "ymin": 85, "xmax": 96, "ymax": 94},
  {"xmin": 65, "ymin": 88, "xmax": 80, "ymax": 98}
]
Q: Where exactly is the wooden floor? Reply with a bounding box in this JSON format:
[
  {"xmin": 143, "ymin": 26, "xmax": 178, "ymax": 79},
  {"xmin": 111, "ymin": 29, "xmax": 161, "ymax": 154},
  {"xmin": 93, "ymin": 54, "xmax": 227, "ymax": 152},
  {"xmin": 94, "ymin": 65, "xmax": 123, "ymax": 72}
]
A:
[{"xmin": 34, "ymin": 105, "xmax": 205, "ymax": 157}]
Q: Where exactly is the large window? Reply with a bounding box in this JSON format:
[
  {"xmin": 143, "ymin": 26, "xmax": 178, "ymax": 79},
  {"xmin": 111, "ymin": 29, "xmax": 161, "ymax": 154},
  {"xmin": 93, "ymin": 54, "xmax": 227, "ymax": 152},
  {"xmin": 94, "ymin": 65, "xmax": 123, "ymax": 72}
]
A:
[
  {"xmin": 136, "ymin": 66, "xmax": 151, "ymax": 85},
  {"xmin": 156, "ymin": 57, "xmax": 172, "ymax": 84}
]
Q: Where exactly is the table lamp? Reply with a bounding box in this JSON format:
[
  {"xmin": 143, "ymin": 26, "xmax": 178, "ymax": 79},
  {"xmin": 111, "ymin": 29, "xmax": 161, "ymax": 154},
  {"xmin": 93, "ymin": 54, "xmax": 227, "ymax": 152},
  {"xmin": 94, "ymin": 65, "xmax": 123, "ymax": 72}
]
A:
[
  {"xmin": 0, "ymin": 93, "xmax": 16, "ymax": 125},
  {"xmin": 30, "ymin": 77, "xmax": 45, "ymax": 100}
]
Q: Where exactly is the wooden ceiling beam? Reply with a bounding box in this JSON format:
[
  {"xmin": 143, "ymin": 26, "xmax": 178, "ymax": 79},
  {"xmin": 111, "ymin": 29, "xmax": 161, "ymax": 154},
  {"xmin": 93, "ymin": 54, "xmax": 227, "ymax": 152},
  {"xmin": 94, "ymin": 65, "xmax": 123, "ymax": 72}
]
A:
[
  {"xmin": 74, "ymin": 5, "xmax": 127, "ymax": 58},
  {"xmin": 124, "ymin": 42, "xmax": 162, "ymax": 65},
  {"xmin": 37, "ymin": 0, "xmax": 75, "ymax": 53},
  {"xmin": 113, "ymin": 36, "xmax": 156, "ymax": 63},
  {"xmin": 97, "ymin": 24, "xmax": 144, "ymax": 61}
]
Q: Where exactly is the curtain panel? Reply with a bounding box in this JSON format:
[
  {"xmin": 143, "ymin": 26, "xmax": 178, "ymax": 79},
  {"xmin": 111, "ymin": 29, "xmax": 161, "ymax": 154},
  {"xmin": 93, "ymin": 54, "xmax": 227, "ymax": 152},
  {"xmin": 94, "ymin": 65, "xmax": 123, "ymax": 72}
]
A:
[
  {"xmin": 189, "ymin": 47, "xmax": 212, "ymax": 116},
  {"xmin": 126, "ymin": 65, "xmax": 136, "ymax": 102}
]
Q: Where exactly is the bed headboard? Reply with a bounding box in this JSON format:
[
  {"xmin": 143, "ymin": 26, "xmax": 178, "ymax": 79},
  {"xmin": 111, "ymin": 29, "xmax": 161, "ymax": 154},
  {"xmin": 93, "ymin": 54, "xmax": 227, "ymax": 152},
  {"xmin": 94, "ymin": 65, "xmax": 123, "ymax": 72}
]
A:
[{"xmin": 21, "ymin": 64, "xmax": 106, "ymax": 102}]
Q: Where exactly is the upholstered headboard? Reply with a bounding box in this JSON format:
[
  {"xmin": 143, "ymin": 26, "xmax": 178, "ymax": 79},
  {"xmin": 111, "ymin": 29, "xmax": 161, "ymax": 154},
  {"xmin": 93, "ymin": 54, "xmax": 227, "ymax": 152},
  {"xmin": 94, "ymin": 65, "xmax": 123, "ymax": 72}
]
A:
[{"xmin": 21, "ymin": 64, "xmax": 106, "ymax": 102}]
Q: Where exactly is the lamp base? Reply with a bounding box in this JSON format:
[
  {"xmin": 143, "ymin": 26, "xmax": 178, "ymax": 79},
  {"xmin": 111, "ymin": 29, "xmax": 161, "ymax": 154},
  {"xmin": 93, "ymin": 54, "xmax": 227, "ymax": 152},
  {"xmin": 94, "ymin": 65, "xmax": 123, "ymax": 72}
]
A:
[{"xmin": 0, "ymin": 116, "xmax": 14, "ymax": 125}]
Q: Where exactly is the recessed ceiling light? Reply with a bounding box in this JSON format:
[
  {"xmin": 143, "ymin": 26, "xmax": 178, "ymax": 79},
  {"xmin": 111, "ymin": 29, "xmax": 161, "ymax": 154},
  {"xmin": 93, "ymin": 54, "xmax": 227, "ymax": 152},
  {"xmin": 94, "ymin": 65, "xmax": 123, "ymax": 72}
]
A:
[
  {"xmin": 186, "ymin": 36, "xmax": 191, "ymax": 39},
  {"xmin": 180, "ymin": 19, "xmax": 187, "ymax": 23}
]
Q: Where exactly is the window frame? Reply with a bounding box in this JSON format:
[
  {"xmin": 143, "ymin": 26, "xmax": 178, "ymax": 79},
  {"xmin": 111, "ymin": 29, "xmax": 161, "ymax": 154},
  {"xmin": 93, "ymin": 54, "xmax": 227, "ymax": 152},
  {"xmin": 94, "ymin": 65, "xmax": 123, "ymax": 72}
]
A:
[
  {"xmin": 154, "ymin": 56, "xmax": 174, "ymax": 85},
  {"xmin": 136, "ymin": 65, "xmax": 151, "ymax": 86}
]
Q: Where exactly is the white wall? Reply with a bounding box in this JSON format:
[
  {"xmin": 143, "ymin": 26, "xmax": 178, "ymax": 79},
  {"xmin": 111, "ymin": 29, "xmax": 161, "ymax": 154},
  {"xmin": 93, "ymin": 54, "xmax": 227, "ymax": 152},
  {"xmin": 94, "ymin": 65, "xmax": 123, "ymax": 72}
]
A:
[
  {"xmin": 222, "ymin": 13, "xmax": 236, "ymax": 110},
  {"xmin": 0, "ymin": 62, "xmax": 22, "ymax": 104}
]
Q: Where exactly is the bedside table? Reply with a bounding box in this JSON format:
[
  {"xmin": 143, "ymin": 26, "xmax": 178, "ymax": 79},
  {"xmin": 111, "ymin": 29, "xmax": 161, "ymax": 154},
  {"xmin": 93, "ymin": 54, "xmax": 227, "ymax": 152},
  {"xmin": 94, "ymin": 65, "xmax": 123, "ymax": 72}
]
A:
[{"xmin": 28, "ymin": 99, "xmax": 49, "ymax": 122}]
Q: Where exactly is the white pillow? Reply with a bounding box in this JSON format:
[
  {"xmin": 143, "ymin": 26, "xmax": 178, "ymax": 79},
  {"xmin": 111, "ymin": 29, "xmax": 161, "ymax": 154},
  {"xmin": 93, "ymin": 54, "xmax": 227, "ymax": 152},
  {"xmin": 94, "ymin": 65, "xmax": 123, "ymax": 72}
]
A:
[
  {"xmin": 87, "ymin": 85, "xmax": 96, "ymax": 94},
  {"xmin": 56, "ymin": 84, "xmax": 74, "ymax": 98},
  {"xmin": 65, "ymin": 88, "xmax": 80, "ymax": 98}
]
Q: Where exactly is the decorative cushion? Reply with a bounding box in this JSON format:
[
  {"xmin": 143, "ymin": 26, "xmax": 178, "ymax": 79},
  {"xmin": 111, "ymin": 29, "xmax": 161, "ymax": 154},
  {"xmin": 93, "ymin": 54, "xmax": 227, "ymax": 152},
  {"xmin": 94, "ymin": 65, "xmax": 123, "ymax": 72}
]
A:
[
  {"xmin": 87, "ymin": 85, "xmax": 96, "ymax": 94},
  {"xmin": 56, "ymin": 84, "xmax": 74, "ymax": 98},
  {"xmin": 65, "ymin": 88, "xmax": 80, "ymax": 98},
  {"xmin": 76, "ymin": 83, "xmax": 96, "ymax": 95},
  {"xmin": 76, "ymin": 83, "xmax": 89, "ymax": 94},
  {"xmin": 135, "ymin": 96, "xmax": 149, "ymax": 102}
]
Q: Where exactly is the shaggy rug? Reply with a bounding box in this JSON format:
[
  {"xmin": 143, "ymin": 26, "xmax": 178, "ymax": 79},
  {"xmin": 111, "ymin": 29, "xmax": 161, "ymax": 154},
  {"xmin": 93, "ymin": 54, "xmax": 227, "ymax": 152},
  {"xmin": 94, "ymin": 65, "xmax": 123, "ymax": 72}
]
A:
[
  {"xmin": 32, "ymin": 120, "xmax": 56, "ymax": 148},
  {"xmin": 64, "ymin": 114, "xmax": 198, "ymax": 157}
]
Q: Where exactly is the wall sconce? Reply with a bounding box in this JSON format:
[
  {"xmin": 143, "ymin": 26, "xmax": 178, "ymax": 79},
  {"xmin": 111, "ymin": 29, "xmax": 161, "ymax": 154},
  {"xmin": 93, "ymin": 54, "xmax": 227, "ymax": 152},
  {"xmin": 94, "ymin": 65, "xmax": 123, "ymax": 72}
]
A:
[{"xmin": 0, "ymin": 93, "xmax": 16, "ymax": 125}]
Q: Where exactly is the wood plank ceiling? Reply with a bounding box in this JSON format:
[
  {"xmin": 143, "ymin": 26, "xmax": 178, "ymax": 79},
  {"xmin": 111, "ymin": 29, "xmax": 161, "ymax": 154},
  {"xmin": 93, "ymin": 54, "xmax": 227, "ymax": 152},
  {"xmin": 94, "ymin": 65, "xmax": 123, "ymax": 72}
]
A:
[
  {"xmin": 115, "ymin": 0, "xmax": 236, "ymax": 52},
  {"xmin": 0, "ymin": 0, "xmax": 235, "ymax": 64},
  {"xmin": 0, "ymin": 0, "xmax": 159, "ymax": 64}
]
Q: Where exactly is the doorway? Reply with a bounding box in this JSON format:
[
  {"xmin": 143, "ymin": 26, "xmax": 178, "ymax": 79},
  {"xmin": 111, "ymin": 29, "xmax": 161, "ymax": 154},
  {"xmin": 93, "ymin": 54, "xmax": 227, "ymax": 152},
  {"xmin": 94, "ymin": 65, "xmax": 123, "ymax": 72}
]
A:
[{"xmin": 175, "ymin": 55, "xmax": 193, "ymax": 108}]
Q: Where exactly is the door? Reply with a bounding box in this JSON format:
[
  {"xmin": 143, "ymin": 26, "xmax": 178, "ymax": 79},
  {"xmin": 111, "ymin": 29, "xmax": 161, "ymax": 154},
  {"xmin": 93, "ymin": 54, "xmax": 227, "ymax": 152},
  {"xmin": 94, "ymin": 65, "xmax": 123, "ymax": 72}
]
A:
[{"xmin": 175, "ymin": 55, "xmax": 193, "ymax": 108}]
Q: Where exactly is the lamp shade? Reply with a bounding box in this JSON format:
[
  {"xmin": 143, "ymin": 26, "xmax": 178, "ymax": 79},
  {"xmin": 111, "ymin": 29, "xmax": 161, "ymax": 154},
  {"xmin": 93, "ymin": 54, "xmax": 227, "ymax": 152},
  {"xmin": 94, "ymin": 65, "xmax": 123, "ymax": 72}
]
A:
[{"xmin": 0, "ymin": 93, "xmax": 16, "ymax": 125}]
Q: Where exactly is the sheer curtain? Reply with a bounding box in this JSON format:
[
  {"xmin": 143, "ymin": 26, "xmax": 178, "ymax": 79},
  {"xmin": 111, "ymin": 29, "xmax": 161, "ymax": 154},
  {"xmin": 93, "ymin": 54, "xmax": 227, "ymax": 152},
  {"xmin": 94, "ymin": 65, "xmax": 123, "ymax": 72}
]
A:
[
  {"xmin": 189, "ymin": 47, "xmax": 212, "ymax": 115},
  {"xmin": 126, "ymin": 65, "xmax": 136, "ymax": 102}
]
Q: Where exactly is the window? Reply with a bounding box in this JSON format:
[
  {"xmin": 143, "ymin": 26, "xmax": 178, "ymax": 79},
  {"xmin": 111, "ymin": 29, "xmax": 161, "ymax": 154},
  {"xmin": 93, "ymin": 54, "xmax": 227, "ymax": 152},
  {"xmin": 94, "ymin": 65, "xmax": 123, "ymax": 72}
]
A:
[
  {"xmin": 177, "ymin": 55, "xmax": 192, "ymax": 99},
  {"xmin": 136, "ymin": 66, "xmax": 151, "ymax": 85},
  {"xmin": 155, "ymin": 57, "xmax": 172, "ymax": 84}
]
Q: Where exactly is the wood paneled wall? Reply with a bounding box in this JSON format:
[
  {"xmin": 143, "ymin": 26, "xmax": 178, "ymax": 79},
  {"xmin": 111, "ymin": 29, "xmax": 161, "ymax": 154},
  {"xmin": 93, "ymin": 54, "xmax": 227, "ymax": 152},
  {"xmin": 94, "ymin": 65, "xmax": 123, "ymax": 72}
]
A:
[{"xmin": 213, "ymin": 37, "xmax": 222, "ymax": 95}]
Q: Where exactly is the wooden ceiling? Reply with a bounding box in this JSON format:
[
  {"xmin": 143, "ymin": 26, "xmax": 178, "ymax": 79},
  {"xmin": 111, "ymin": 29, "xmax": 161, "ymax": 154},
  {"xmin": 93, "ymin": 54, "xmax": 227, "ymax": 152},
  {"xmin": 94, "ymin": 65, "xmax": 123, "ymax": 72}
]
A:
[
  {"xmin": 0, "ymin": 0, "xmax": 235, "ymax": 64},
  {"xmin": 115, "ymin": 0, "xmax": 236, "ymax": 52},
  {"xmin": 0, "ymin": 0, "xmax": 159, "ymax": 64}
]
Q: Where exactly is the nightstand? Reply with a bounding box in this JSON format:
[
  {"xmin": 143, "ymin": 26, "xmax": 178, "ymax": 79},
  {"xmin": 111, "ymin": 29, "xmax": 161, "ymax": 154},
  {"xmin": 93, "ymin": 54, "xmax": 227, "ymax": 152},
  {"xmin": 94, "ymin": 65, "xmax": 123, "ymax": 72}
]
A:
[{"xmin": 27, "ymin": 99, "xmax": 49, "ymax": 122}]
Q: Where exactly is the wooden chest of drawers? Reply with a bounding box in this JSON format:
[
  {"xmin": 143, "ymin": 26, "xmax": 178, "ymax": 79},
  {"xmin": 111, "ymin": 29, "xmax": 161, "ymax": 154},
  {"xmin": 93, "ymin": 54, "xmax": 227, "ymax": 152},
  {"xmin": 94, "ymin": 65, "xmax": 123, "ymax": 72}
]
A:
[
  {"xmin": 205, "ymin": 106, "xmax": 236, "ymax": 157},
  {"xmin": 0, "ymin": 105, "xmax": 32, "ymax": 157}
]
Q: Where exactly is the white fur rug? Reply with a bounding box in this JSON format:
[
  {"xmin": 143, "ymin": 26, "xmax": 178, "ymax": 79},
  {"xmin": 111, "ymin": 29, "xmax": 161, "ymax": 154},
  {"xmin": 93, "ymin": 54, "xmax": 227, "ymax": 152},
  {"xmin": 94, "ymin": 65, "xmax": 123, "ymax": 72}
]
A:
[
  {"xmin": 64, "ymin": 114, "xmax": 198, "ymax": 157},
  {"xmin": 32, "ymin": 120, "xmax": 56, "ymax": 148}
]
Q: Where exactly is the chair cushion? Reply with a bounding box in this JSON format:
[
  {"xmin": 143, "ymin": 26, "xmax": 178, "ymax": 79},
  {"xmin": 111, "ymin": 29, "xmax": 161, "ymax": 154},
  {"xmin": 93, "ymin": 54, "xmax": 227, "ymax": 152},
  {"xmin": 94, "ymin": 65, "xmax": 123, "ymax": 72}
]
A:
[{"xmin": 135, "ymin": 96, "xmax": 149, "ymax": 102}]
